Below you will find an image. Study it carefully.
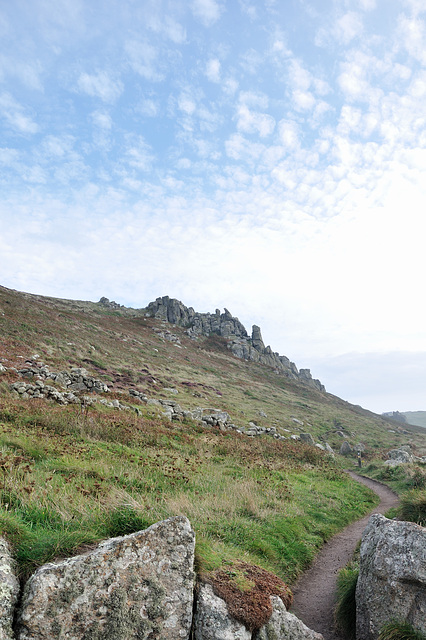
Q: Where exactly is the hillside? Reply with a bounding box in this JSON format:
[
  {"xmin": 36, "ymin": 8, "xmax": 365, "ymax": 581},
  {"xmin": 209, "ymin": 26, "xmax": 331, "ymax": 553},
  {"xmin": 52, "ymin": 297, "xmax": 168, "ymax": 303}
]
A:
[
  {"xmin": 1, "ymin": 284, "xmax": 425, "ymax": 586},
  {"xmin": 401, "ymin": 412, "xmax": 426, "ymax": 429}
]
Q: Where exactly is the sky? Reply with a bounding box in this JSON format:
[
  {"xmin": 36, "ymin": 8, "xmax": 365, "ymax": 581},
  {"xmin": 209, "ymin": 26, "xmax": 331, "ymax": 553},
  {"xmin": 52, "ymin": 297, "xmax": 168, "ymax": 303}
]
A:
[{"xmin": 1, "ymin": 0, "xmax": 426, "ymax": 415}]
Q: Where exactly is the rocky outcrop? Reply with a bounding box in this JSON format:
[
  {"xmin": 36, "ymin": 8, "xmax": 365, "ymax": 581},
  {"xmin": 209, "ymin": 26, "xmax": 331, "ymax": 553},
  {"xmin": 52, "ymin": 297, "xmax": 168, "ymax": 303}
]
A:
[
  {"xmin": 17, "ymin": 516, "xmax": 196, "ymax": 640},
  {"xmin": 356, "ymin": 514, "xmax": 426, "ymax": 640},
  {"xmin": 0, "ymin": 538, "xmax": 19, "ymax": 640},
  {"xmin": 146, "ymin": 297, "xmax": 325, "ymax": 392}
]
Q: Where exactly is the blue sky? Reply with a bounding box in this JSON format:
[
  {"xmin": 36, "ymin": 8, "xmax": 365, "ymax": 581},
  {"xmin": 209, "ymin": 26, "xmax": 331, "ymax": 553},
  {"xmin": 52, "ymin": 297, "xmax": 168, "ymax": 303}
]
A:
[{"xmin": 1, "ymin": 0, "xmax": 426, "ymax": 414}]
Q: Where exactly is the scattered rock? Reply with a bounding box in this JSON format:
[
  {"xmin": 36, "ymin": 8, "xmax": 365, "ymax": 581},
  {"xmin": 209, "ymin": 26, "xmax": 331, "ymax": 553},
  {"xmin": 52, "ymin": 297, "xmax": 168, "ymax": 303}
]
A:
[
  {"xmin": 356, "ymin": 514, "xmax": 426, "ymax": 640},
  {"xmin": 300, "ymin": 433, "xmax": 315, "ymax": 446},
  {"xmin": 339, "ymin": 441, "xmax": 353, "ymax": 456}
]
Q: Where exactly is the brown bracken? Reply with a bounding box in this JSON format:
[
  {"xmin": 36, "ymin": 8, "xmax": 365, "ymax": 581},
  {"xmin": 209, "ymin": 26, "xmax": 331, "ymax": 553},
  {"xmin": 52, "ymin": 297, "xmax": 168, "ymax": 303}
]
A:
[{"xmin": 203, "ymin": 562, "xmax": 293, "ymax": 632}]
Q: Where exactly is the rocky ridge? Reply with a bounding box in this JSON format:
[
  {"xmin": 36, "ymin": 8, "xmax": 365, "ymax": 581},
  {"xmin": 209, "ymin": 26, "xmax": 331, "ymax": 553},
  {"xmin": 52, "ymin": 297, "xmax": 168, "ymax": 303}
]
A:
[{"xmin": 144, "ymin": 296, "xmax": 325, "ymax": 392}]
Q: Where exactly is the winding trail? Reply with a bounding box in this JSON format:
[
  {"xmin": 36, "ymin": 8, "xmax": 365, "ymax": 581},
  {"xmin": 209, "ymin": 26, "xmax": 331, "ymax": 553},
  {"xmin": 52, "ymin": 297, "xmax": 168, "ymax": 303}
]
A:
[{"xmin": 290, "ymin": 472, "xmax": 399, "ymax": 640}]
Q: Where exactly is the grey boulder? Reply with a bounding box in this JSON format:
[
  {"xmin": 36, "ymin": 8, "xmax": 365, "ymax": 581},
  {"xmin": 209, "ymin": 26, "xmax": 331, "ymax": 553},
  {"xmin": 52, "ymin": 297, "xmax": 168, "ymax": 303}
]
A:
[{"xmin": 17, "ymin": 516, "xmax": 195, "ymax": 640}]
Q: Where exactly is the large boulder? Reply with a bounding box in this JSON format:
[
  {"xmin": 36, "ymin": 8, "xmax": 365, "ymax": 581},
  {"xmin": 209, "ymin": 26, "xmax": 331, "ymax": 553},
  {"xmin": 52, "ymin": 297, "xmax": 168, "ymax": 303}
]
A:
[
  {"xmin": 385, "ymin": 448, "xmax": 413, "ymax": 464},
  {"xmin": 17, "ymin": 516, "xmax": 195, "ymax": 640},
  {"xmin": 0, "ymin": 538, "xmax": 20, "ymax": 640},
  {"xmin": 356, "ymin": 514, "xmax": 426, "ymax": 640}
]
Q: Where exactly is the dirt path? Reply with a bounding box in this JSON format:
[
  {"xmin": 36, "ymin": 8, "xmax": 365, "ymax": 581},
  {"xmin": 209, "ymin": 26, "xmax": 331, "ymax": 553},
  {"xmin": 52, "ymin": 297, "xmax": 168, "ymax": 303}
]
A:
[{"xmin": 290, "ymin": 472, "xmax": 399, "ymax": 640}]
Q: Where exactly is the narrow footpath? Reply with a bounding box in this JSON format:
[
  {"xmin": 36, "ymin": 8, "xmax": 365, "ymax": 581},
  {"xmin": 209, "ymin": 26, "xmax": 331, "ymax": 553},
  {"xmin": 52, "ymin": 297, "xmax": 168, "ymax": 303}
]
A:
[{"xmin": 290, "ymin": 472, "xmax": 399, "ymax": 640}]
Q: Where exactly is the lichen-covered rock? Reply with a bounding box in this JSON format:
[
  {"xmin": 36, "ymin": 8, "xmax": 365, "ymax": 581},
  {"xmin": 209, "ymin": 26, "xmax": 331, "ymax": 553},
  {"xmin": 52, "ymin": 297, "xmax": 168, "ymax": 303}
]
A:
[
  {"xmin": 356, "ymin": 514, "xmax": 426, "ymax": 640},
  {"xmin": 256, "ymin": 596, "xmax": 324, "ymax": 640},
  {"xmin": 339, "ymin": 441, "xmax": 352, "ymax": 456},
  {"xmin": 299, "ymin": 433, "xmax": 315, "ymax": 446},
  {"xmin": 17, "ymin": 516, "xmax": 195, "ymax": 640},
  {"xmin": 0, "ymin": 538, "xmax": 20, "ymax": 640},
  {"xmin": 194, "ymin": 583, "xmax": 251, "ymax": 640}
]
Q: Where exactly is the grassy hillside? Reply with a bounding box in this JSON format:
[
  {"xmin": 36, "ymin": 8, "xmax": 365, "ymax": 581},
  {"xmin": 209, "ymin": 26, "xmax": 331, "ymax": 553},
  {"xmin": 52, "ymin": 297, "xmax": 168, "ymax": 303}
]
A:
[
  {"xmin": 1, "ymin": 284, "xmax": 425, "ymax": 588},
  {"xmin": 402, "ymin": 412, "xmax": 426, "ymax": 429}
]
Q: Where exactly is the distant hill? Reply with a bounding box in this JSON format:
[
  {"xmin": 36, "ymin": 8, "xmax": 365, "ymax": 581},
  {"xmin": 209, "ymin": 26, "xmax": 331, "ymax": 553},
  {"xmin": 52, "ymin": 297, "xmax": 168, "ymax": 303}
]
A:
[
  {"xmin": 402, "ymin": 412, "xmax": 426, "ymax": 429},
  {"xmin": 382, "ymin": 410, "xmax": 426, "ymax": 430}
]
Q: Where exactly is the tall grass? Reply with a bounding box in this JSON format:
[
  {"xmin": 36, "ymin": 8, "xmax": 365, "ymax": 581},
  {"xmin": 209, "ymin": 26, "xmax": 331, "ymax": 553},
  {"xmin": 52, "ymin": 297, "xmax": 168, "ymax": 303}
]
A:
[
  {"xmin": 0, "ymin": 396, "xmax": 379, "ymax": 583},
  {"xmin": 334, "ymin": 562, "xmax": 359, "ymax": 640},
  {"xmin": 378, "ymin": 621, "xmax": 426, "ymax": 640}
]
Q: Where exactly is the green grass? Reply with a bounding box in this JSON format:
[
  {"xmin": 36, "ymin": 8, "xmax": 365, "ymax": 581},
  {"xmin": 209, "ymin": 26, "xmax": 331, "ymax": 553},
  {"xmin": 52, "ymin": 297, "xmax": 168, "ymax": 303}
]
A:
[
  {"xmin": 0, "ymin": 396, "xmax": 378, "ymax": 582},
  {"xmin": 334, "ymin": 562, "xmax": 359, "ymax": 640},
  {"xmin": 379, "ymin": 621, "xmax": 426, "ymax": 640}
]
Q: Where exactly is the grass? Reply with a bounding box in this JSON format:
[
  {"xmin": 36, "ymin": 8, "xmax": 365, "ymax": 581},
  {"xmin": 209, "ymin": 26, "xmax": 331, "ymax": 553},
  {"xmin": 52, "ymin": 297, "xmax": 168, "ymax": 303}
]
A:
[
  {"xmin": 378, "ymin": 621, "xmax": 426, "ymax": 640},
  {"xmin": 334, "ymin": 561, "xmax": 359, "ymax": 640},
  {"xmin": 362, "ymin": 461, "xmax": 426, "ymax": 525},
  {"xmin": 1, "ymin": 282, "xmax": 425, "ymax": 597},
  {"xmin": 0, "ymin": 395, "xmax": 379, "ymax": 582}
]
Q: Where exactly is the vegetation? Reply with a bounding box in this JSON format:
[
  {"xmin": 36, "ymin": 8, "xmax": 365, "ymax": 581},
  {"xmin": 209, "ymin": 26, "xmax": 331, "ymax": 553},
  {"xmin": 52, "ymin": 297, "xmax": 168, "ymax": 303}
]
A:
[
  {"xmin": 334, "ymin": 561, "xmax": 359, "ymax": 640},
  {"xmin": 1, "ymin": 283, "xmax": 425, "ymax": 591},
  {"xmin": 362, "ymin": 462, "xmax": 426, "ymax": 525},
  {"xmin": 378, "ymin": 621, "xmax": 426, "ymax": 640}
]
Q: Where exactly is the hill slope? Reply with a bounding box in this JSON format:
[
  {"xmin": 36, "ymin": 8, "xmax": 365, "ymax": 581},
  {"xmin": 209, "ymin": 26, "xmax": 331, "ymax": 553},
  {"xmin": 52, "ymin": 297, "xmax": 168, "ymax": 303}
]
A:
[{"xmin": 1, "ymin": 284, "xmax": 425, "ymax": 586}]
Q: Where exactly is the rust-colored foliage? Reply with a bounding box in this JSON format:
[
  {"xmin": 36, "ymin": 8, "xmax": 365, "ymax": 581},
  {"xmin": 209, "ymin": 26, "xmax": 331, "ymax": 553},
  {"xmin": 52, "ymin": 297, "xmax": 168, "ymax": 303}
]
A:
[{"xmin": 204, "ymin": 562, "xmax": 293, "ymax": 632}]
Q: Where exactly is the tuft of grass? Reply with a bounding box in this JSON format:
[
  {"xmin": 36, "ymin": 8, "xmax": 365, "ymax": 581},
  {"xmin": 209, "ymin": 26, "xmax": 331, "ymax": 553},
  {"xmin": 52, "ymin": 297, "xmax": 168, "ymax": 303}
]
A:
[
  {"xmin": 378, "ymin": 621, "xmax": 426, "ymax": 640},
  {"xmin": 397, "ymin": 489, "xmax": 426, "ymax": 526},
  {"xmin": 334, "ymin": 562, "xmax": 359, "ymax": 640}
]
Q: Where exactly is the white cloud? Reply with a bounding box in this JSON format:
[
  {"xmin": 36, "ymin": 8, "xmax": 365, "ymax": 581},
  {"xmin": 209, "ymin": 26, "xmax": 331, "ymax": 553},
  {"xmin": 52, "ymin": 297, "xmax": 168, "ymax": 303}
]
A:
[
  {"xmin": 91, "ymin": 111, "xmax": 112, "ymax": 129},
  {"xmin": 77, "ymin": 71, "xmax": 123, "ymax": 103},
  {"xmin": 0, "ymin": 92, "xmax": 38, "ymax": 133},
  {"xmin": 335, "ymin": 12, "xmax": 363, "ymax": 44},
  {"xmin": 206, "ymin": 58, "xmax": 221, "ymax": 82},
  {"xmin": 125, "ymin": 40, "xmax": 163, "ymax": 81},
  {"xmin": 236, "ymin": 104, "xmax": 275, "ymax": 137},
  {"xmin": 191, "ymin": 0, "xmax": 223, "ymax": 26},
  {"xmin": 277, "ymin": 119, "xmax": 300, "ymax": 150},
  {"xmin": 397, "ymin": 14, "xmax": 426, "ymax": 63}
]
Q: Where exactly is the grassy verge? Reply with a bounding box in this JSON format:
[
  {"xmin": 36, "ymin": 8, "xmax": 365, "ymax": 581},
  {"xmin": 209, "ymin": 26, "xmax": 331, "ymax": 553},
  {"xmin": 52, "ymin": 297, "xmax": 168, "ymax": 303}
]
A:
[
  {"xmin": 361, "ymin": 460, "xmax": 426, "ymax": 524},
  {"xmin": 0, "ymin": 395, "xmax": 378, "ymax": 582}
]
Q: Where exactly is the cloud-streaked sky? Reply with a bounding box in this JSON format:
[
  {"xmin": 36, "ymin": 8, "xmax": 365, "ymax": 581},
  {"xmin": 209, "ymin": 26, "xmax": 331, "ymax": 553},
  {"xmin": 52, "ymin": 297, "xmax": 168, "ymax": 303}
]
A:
[{"xmin": 1, "ymin": 0, "xmax": 426, "ymax": 414}]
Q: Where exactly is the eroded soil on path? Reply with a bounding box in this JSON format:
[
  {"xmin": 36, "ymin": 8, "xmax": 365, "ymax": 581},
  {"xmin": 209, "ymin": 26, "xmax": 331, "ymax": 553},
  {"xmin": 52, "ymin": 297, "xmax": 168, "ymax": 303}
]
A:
[{"xmin": 290, "ymin": 472, "xmax": 399, "ymax": 640}]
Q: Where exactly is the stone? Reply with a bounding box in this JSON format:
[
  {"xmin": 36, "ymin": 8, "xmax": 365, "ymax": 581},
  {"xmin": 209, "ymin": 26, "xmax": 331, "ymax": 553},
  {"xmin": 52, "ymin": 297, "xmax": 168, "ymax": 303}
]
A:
[
  {"xmin": 356, "ymin": 514, "xmax": 426, "ymax": 640},
  {"xmin": 339, "ymin": 441, "xmax": 352, "ymax": 456},
  {"xmin": 0, "ymin": 538, "xmax": 20, "ymax": 640},
  {"xmin": 256, "ymin": 596, "xmax": 324, "ymax": 639},
  {"xmin": 299, "ymin": 433, "xmax": 315, "ymax": 446},
  {"xmin": 17, "ymin": 516, "xmax": 195, "ymax": 640},
  {"xmin": 386, "ymin": 448, "xmax": 413, "ymax": 463},
  {"xmin": 194, "ymin": 583, "xmax": 251, "ymax": 640}
]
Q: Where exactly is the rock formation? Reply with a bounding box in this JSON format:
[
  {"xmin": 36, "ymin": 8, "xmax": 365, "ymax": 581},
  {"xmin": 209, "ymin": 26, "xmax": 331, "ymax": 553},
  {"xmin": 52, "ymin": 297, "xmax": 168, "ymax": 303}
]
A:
[
  {"xmin": 146, "ymin": 297, "xmax": 325, "ymax": 392},
  {"xmin": 356, "ymin": 514, "xmax": 426, "ymax": 640}
]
